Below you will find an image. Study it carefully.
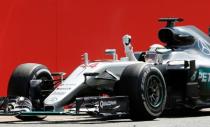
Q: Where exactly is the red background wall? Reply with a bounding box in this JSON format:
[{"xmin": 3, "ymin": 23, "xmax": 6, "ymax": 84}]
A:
[{"xmin": 0, "ymin": 0, "xmax": 209, "ymax": 95}]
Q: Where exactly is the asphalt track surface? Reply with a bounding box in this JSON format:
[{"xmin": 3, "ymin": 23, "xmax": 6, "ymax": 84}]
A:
[{"xmin": 1, "ymin": 109, "xmax": 210, "ymax": 127}]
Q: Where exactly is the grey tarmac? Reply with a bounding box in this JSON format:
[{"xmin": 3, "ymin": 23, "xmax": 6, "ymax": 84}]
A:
[{"xmin": 0, "ymin": 109, "xmax": 210, "ymax": 127}]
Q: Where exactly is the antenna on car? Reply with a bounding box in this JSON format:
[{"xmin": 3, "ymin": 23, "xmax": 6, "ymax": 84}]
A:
[{"xmin": 159, "ymin": 18, "xmax": 183, "ymax": 27}]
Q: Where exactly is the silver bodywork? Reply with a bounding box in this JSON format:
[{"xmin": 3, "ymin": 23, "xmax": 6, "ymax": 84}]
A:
[
  {"xmin": 44, "ymin": 35, "xmax": 142, "ymax": 111},
  {"xmin": 44, "ymin": 61, "xmax": 141, "ymax": 111}
]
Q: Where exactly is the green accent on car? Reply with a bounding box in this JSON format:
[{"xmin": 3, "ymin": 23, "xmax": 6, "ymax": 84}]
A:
[{"xmin": 198, "ymin": 67, "xmax": 210, "ymax": 96}]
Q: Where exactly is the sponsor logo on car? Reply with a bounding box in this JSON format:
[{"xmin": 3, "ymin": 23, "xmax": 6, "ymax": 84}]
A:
[
  {"xmin": 99, "ymin": 100, "xmax": 117, "ymax": 109},
  {"xmin": 198, "ymin": 68, "xmax": 210, "ymax": 83},
  {"xmin": 81, "ymin": 63, "xmax": 99, "ymax": 68}
]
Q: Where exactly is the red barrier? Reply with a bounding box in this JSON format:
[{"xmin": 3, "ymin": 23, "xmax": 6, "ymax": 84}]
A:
[{"xmin": 0, "ymin": 0, "xmax": 209, "ymax": 95}]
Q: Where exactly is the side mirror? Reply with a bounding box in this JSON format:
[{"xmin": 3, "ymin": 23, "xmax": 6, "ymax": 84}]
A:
[{"xmin": 105, "ymin": 49, "xmax": 118, "ymax": 60}]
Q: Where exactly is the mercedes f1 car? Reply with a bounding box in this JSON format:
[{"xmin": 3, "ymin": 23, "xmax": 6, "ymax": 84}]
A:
[{"xmin": 1, "ymin": 18, "xmax": 210, "ymax": 121}]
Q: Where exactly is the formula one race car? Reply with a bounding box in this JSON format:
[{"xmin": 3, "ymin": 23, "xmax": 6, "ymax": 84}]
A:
[{"xmin": 2, "ymin": 18, "xmax": 210, "ymax": 121}]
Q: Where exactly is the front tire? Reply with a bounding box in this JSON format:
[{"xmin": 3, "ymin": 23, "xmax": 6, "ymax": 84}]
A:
[
  {"xmin": 117, "ymin": 64, "xmax": 167, "ymax": 121},
  {"xmin": 8, "ymin": 63, "xmax": 53, "ymax": 121}
]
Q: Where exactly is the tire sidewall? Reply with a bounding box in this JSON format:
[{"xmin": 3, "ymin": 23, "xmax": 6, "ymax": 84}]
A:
[{"xmin": 139, "ymin": 65, "xmax": 167, "ymax": 117}]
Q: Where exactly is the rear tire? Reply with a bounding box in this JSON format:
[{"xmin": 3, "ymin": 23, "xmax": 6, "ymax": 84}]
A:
[
  {"xmin": 117, "ymin": 64, "xmax": 167, "ymax": 121},
  {"xmin": 8, "ymin": 63, "xmax": 53, "ymax": 121}
]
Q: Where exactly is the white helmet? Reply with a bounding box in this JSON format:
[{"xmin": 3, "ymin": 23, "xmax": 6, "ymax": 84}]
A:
[{"xmin": 149, "ymin": 44, "xmax": 165, "ymax": 52}]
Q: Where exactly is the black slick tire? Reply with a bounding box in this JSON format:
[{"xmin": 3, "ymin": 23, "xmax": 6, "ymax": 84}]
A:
[
  {"xmin": 117, "ymin": 63, "xmax": 167, "ymax": 121},
  {"xmin": 8, "ymin": 63, "xmax": 53, "ymax": 121}
]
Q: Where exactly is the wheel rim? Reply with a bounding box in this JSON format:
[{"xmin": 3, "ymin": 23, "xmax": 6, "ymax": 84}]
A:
[{"xmin": 145, "ymin": 75, "xmax": 163, "ymax": 108}]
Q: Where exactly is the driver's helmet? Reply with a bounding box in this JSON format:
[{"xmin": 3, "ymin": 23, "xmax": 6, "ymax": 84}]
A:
[
  {"xmin": 145, "ymin": 44, "xmax": 165, "ymax": 63},
  {"xmin": 148, "ymin": 44, "xmax": 165, "ymax": 52}
]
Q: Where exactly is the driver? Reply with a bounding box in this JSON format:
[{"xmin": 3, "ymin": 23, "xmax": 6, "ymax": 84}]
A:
[{"xmin": 145, "ymin": 44, "xmax": 166, "ymax": 63}]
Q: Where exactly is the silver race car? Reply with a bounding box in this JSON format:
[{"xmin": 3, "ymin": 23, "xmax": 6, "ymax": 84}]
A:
[{"xmin": 3, "ymin": 18, "xmax": 210, "ymax": 121}]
